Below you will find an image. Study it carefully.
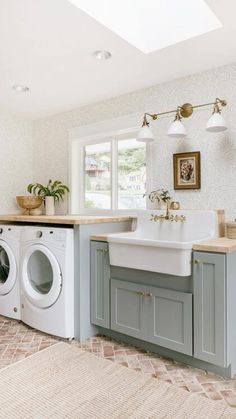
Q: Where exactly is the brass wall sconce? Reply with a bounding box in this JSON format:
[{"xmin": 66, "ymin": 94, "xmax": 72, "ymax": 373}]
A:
[{"xmin": 137, "ymin": 98, "xmax": 227, "ymax": 143}]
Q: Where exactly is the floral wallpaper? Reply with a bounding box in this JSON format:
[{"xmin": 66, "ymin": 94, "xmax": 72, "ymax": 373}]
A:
[
  {"xmin": 0, "ymin": 112, "xmax": 33, "ymax": 213},
  {"xmin": 32, "ymin": 62, "xmax": 236, "ymax": 219}
]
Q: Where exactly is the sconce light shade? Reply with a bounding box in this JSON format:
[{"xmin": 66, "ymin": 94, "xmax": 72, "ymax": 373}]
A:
[
  {"xmin": 167, "ymin": 120, "xmax": 187, "ymax": 138},
  {"xmin": 206, "ymin": 112, "xmax": 227, "ymax": 133},
  {"xmin": 137, "ymin": 125, "xmax": 155, "ymax": 143}
]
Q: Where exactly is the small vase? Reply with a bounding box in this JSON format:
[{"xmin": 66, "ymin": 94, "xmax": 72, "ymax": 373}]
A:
[{"xmin": 45, "ymin": 196, "xmax": 55, "ymax": 216}]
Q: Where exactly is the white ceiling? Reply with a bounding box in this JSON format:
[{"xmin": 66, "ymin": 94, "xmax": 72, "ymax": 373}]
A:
[{"xmin": 0, "ymin": 0, "xmax": 236, "ymax": 119}]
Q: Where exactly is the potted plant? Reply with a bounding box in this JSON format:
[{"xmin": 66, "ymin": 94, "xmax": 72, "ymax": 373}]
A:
[
  {"xmin": 143, "ymin": 188, "xmax": 172, "ymax": 209},
  {"xmin": 27, "ymin": 180, "xmax": 69, "ymax": 215}
]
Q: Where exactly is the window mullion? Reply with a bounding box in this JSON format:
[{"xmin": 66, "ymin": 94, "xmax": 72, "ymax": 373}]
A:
[
  {"xmin": 111, "ymin": 137, "xmax": 118, "ymax": 211},
  {"xmin": 79, "ymin": 144, "xmax": 85, "ymax": 213}
]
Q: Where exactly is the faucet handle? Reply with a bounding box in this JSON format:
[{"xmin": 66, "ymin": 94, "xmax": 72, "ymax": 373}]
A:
[
  {"xmin": 150, "ymin": 214, "xmax": 155, "ymax": 221},
  {"xmin": 181, "ymin": 215, "xmax": 186, "ymax": 221}
]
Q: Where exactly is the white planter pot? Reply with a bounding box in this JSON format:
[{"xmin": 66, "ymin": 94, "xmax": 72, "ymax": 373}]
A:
[{"xmin": 45, "ymin": 196, "xmax": 55, "ymax": 216}]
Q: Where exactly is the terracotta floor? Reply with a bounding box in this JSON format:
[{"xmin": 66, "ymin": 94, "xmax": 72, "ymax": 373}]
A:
[{"xmin": 1, "ymin": 316, "xmax": 236, "ymax": 409}]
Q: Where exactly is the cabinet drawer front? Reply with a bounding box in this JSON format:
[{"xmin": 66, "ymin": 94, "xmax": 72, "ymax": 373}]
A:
[
  {"xmin": 147, "ymin": 287, "xmax": 193, "ymax": 355},
  {"xmin": 193, "ymin": 252, "xmax": 226, "ymax": 367},
  {"xmin": 91, "ymin": 242, "xmax": 110, "ymax": 328},
  {"xmin": 111, "ymin": 279, "xmax": 147, "ymax": 340}
]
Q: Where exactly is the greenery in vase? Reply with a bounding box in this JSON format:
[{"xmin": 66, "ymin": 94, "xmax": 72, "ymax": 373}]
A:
[
  {"xmin": 143, "ymin": 188, "xmax": 172, "ymax": 205},
  {"xmin": 27, "ymin": 180, "xmax": 69, "ymax": 203}
]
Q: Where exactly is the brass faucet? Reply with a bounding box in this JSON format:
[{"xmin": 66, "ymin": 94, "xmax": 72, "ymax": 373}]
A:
[
  {"xmin": 174, "ymin": 215, "xmax": 186, "ymax": 222},
  {"xmin": 150, "ymin": 214, "xmax": 165, "ymax": 221},
  {"xmin": 150, "ymin": 210, "xmax": 186, "ymax": 222},
  {"xmin": 165, "ymin": 204, "xmax": 171, "ymax": 220}
]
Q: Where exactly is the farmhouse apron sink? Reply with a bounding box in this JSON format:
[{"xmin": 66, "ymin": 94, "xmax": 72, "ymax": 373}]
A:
[{"xmin": 107, "ymin": 210, "xmax": 218, "ymax": 276}]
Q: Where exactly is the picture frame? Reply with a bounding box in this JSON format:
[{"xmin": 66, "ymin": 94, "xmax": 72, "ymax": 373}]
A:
[{"xmin": 173, "ymin": 151, "xmax": 201, "ymax": 190}]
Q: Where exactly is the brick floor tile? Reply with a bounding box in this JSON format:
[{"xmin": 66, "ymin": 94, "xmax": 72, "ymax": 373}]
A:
[{"xmin": 221, "ymin": 390, "xmax": 236, "ymax": 407}]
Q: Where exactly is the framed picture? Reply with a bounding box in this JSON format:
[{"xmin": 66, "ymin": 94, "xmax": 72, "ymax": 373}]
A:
[{"xmin": 173, "ymin": 151, "xmax": 201, "ymax": 190}]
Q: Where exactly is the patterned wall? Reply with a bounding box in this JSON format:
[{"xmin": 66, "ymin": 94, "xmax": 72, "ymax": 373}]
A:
[
  {"xmin": 0, "ymin": 112, "xmax": 33, "ymax": 213},
  {"xmin": 33, "ymin": 63, "xmax": 236, "ymax": 219}
]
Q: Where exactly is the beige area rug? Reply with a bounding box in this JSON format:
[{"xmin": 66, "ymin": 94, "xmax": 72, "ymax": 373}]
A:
[{"xmin": 0, "ymin": 343, "xmax": 235, "ymax": 419}]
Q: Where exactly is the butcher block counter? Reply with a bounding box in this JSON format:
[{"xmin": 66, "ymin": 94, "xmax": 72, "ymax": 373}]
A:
[
  {"xmin": 0, "ymin": 214, "xmax": 134, "ymax": 225},
  {"xmin": 193, "ymin": 237, "xmax": 236, "ymax": 253}
]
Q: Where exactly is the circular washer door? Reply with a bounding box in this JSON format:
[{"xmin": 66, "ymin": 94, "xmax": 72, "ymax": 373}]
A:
[
  {"xmin": 22, "ymin": 244, "xmax": 62, "ymax": 308},
  {"xmin": 0, "ymin": 241, "xmax": 17, "ymax": 295}
]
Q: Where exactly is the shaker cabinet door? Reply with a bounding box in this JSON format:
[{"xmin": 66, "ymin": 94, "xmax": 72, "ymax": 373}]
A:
[
  {"xmin": 193, "ymin": 251, "xmax": 227, "ymax": 367},
  {"xmin": 111, "ymin": 278, "xmax": 193, "ymax": 355},
  {"xmin": 91, "ymin": 241, "xmax": 110, "ymax": 328},
  {"xmin": 147, "ymin": 286, "xmax": 193, "ymax": 355},
  {"xmin": 111, "ymin": 279, "xmax": 147, "ymax": 340}
]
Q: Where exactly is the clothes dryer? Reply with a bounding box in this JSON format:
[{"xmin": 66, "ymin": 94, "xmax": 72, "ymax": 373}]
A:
[{"xmin": 20, "ymin": 226, "xmax": 74, "ymax": 338}]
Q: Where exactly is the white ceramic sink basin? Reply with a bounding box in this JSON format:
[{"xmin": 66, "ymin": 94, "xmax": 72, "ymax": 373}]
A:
[{"xmin": 107, "ymin": 210, "xmax": 218, "ymax": 276}]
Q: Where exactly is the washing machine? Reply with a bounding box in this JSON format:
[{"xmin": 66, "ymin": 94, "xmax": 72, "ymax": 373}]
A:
[
  {"xmin": 0, "ymin": 224, "xmax": 23, "ymax": 320},
  {"xmin": 20, "ymin": 226, "xmax": 74, "ymax": 338}
]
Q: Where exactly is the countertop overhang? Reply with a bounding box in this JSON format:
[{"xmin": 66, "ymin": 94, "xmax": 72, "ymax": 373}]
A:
[
  {"xmin": 192, "ymin": 237, "xmax": 236, "ymax": 253},
  {"xmin": 0, "ymin": 214, "xmax": 135, "ymax": 225}
]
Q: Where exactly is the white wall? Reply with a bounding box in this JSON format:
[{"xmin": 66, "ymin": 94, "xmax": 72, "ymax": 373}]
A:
[
  {"xmin": 32, "ymin": 62, "xmax": 236, "ymax": 219},
  {"xmin": 0, "ymin": 111, "xmax": 33, "ymax": 213}
]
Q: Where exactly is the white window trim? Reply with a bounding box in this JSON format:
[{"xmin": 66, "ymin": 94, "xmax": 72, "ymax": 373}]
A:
[{"xmin": 68, "ymin": 113, "xmax": 151, "ymax": 215}]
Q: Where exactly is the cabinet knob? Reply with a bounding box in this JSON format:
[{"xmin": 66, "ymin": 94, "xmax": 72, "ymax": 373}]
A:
[
  {"xmin": 145, "ymin": 292, "xmax": 153, "ymax": 297},
  {"xmin": 136, "ymin": 291, "xmax": 145, "ymax": 296},
  {"xmin": 136, "ymin": 291, "xmax": 153, "ymax": 297},
  {"xmin": 194, "ymin": 259, "xmax": 200, "ymax": 264},
  {"xmin": 103, "ymin": 248, "xmax": 108, "ymax": 254}
]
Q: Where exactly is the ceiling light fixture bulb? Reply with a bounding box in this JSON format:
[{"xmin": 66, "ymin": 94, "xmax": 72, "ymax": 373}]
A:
[
  {"xmin": 12, "ymin": 85, "xmax": 29, "ymax": 92},
  {"xmin": 206, "ymin": 103, "xmax": 227, "ymax": 133},
  {"xmin": 93, "ymin": 50, "xmax": 112, "ymax": 60},
  {"xmin": 168, "ymin": 108, "xmax": 187, "ymax": 138},
  {"xmin": 137, "ymin": 115, "xmax": 155, "ymax": 143}
]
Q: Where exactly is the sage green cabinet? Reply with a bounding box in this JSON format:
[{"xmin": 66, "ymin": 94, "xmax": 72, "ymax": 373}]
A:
[
  {"xmin": 193, "ymin": 251, "xmax": 227, "ymax": 367},
  {"xmin": 90, "ymin": 241, "xmax": 110, "ymax": 328},
  {"xmin": 90, "ymin": 242, "xmax": 236, "ymax": 377},
  {"xmin": 110, "ymin": 279, "xmax": 147, "ymax": 340},
  {"xmin": 111, "ymin": 278, "xmax": 193, "ymax": 355},
  {"xmin": 147, "ymin": 286, "xmax": 192, "ymax": 355}
]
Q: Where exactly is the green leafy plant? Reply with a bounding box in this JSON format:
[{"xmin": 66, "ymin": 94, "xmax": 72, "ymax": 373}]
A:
[
  {"xmin": 143, "ymin": 188, "xmax": 171, "ymax": 204},
  {"xmin": 27, "ymin": 180, "xmax": 69, "ymax": 203}
]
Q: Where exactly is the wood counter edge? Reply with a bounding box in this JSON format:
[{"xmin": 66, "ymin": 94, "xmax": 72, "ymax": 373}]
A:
[
  {"xmin": 0, "ymin": 215, "xmax": 135, "ymax": 225},
  {"xmin": 193, "ymin": 238, "xmax": 236, "ymax": 253}
]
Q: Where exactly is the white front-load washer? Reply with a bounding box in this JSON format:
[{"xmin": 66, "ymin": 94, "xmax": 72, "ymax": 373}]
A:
[
  {"xmin": 20, "ymin": 226, "xmax": 74, "ymax": 338},
  {"xmin": 0, "ymin": 224, "xmax": 22, "ymax": 320}
]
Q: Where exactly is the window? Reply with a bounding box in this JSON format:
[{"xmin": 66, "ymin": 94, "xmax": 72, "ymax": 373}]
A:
[
  {"xmin": 80, "ymin": 136, "xmax": 146, "ymax": 211},
  {"xmin": 84, "ymin": 141, "xmax": 111, "ymax": 209},
  {"xmin": 117, "ymin": 138, "xmax": 146, "ymax": 210}
]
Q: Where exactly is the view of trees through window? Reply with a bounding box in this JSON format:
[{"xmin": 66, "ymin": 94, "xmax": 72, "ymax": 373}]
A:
[
  {"xmin": 118, "ymin": 139, "xmax": 146, "ymax": 209},
  {"xmin": 84, "ymin": 142, "xmax": 111, "ymax": 209},
  {"xmin": 84, "ymin": 138, "xmax": 146, "ymax": 210}
]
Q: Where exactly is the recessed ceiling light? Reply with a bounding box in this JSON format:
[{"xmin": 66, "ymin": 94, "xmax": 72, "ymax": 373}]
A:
[
  {"xmin": 68, "ymin": 0, "xmax": 222, "ymax": 53},
  {"xmin": 12, "ymin": 85, "xmax": 29, "ymax": 92},
  {"xmin": 93, "ymin": 50, "xmax": 112, "ymax": 60}
]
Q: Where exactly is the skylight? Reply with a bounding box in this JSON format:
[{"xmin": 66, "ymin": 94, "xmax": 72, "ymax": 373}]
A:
[{"xmin": 67, "ymin": 0, "xmax": 222, "ymax": 53}]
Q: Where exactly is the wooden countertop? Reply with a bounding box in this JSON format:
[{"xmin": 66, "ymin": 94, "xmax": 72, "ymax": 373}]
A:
[
  {"xmin": 193, "ymin": 237, "xmax": 236, "ymax": 253},
  {"xmin": 90, "ymin": 232, "xmax": 131, "ymax": 241},
  {"xmin": 0, "ymin": 214, "xmax": 134, "ymax": 225}
]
